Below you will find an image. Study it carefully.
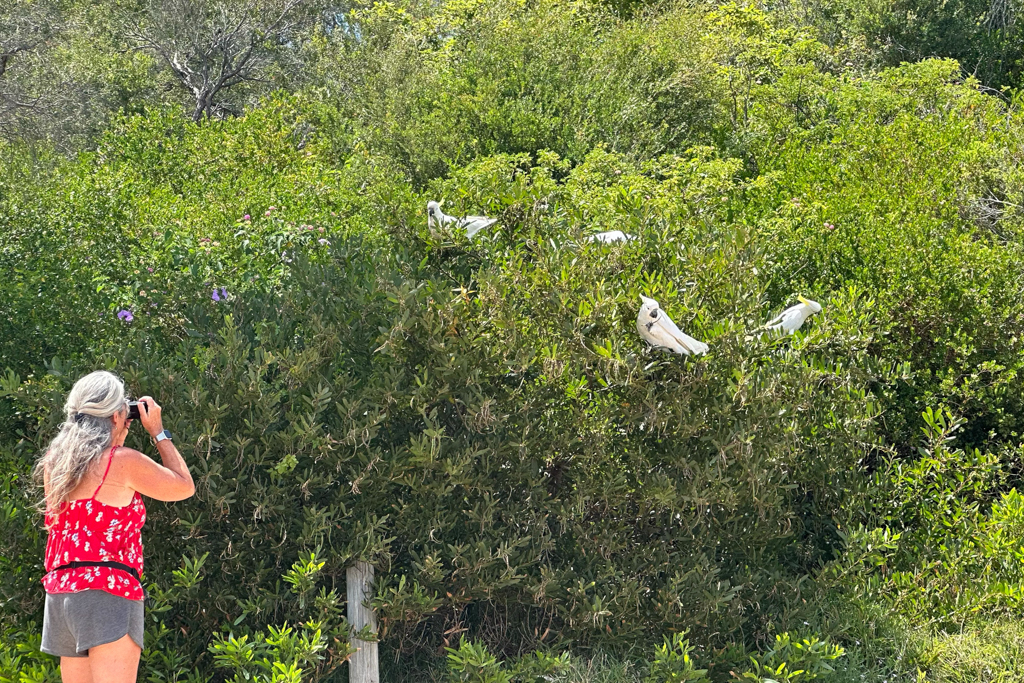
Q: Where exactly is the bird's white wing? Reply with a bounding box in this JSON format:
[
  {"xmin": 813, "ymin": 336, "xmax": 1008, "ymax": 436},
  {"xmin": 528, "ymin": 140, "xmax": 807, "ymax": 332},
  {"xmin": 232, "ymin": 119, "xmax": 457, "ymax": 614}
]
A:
[
  {"xmin": 652, "ymin": 311, "xmax": 708, "ymax": 355},
  {"xmin": 765, "ymin": 309, "xmax": 789, "ymax": 328},
  {"xmin": 639, "ymin": 318, "xmax": 684, "ymax": 354},
  {"xmin": 460, "ymin": 216, "xmax": 497, "ymax": 238},
  {"xmin": 766, "ymin": 304, "xmax": 809, "ymax": 333}
]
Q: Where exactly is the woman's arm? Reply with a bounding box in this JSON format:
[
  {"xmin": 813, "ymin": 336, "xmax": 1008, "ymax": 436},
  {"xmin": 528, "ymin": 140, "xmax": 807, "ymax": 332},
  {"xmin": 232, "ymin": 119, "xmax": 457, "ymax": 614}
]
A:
[{"xmin": 123, "ymin": 396, "xmax": 195, "ymax": 502}]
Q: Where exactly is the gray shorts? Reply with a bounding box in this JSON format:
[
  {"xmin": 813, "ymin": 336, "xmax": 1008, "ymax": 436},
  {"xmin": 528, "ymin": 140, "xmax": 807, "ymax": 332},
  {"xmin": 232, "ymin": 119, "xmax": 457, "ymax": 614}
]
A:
[{"xmin": 41, "ymin": 590, "xmax": 144, "ymax": 658}]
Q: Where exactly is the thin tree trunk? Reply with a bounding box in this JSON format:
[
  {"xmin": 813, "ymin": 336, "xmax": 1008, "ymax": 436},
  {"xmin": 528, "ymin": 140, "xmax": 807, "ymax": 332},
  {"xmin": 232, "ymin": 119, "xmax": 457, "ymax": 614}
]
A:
[{"xmin": 987, "ymin": 0, "xmax": 1016, "ymax": 30}]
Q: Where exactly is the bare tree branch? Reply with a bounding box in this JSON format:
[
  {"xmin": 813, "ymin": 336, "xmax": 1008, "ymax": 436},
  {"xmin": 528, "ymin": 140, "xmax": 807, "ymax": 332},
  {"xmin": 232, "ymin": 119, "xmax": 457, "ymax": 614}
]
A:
[
  {"xmin": 986, "ymin": 0, "xmax": 1018, "ymax": 30},
  {"xmin": 124, "ymin": 0, "xmax": 314, "ymax": 122}
]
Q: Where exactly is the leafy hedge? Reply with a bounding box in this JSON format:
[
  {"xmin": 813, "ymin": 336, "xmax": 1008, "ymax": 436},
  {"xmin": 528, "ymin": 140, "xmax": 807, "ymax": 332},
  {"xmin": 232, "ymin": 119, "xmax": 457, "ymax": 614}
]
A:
[
  {"xmin": 2, "ymin": 144, "xmax": 885, "ymax": 677},
  {"xmin": 3, "ymin": 2, "xmax": 1024, "ymax": 681}
]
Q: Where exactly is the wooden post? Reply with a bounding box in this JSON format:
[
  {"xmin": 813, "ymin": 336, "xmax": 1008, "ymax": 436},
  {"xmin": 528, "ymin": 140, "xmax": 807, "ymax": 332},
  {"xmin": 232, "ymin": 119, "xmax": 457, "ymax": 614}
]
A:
[{"xmin": 347, "ymin": 561, "xmax": 379, "ymax": 683}]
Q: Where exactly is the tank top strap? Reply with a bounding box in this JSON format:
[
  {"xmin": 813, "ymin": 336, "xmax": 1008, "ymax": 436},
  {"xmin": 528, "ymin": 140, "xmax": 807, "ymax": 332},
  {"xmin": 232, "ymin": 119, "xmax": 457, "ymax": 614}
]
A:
[{"xmin": 90, "ymin": 446, "xmax": 117, "ymax": 499}]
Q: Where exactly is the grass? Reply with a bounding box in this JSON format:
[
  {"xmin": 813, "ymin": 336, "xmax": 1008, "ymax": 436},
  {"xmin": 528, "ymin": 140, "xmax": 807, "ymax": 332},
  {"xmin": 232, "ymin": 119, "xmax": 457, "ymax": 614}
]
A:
[
  {"xmin": 560, "ymin": 654, "xmax": 645, "ymax": 683},
  {"xmin": 913, "ymin": 619, "xmax": 1024, "ymax": 683}
]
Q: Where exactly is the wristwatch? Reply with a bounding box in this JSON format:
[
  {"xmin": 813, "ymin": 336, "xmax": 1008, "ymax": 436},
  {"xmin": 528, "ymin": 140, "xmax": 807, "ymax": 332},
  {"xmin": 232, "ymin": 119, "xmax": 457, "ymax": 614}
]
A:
[{"xmin": 154, "ymin": 429, "xmax": 173, "ymax": 443}]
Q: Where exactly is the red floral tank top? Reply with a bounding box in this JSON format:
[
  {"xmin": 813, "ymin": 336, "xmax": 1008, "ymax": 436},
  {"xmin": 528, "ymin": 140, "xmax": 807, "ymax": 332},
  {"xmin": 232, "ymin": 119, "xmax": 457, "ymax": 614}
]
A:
[{"xmin": 42, "ymin": 446, "xmax": 146, "ymax": 600}]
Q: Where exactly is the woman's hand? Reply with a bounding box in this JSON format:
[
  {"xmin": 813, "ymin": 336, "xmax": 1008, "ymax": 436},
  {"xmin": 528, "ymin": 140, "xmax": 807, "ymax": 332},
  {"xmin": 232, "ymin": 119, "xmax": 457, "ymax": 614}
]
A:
[{"xmin": 137, "ymin": 396, "xmax": 164, "ymax": 438}]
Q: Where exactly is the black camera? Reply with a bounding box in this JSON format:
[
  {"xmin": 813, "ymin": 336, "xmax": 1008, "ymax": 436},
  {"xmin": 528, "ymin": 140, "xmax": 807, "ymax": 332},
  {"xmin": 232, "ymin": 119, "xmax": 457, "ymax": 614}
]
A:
[{"xmin": 127, "ymin": 400, "xmax": 142, "ymax": 421}]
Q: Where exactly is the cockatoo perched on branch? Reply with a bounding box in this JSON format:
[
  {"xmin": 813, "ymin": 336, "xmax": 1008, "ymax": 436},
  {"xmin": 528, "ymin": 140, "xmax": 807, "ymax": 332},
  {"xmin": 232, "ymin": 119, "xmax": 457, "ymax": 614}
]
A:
[
  {"xmin": 427, "ymin": 200, "xmax": 497, "ymax": 238},
  {"xmin": 766, "ymin": 296, "xmax": 822, "ymax": 334},
  {"xmin": 586, "ymin": 230, "xmax": 635, "ymax": 244},
  {"xmin": 636, "ymin": 296, "xmax": 709, "ymax": 356}
]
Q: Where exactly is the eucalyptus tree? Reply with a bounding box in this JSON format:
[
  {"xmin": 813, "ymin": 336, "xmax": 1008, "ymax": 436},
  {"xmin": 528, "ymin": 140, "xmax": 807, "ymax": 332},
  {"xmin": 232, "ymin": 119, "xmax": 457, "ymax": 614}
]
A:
[
  {"xmin": 124, "ymin": 0, "xmax": 321, "ymax": 122},
  {"xmin": 0, "ymin": 0, "xmax": 61, "ymax": 138}
]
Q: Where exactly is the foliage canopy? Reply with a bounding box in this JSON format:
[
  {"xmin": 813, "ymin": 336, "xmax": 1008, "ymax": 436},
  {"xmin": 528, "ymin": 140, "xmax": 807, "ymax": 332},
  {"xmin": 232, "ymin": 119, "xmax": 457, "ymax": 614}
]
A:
[{"xmin": 3, "ymin": 1, "xmax": 1024, "ymax": 682}]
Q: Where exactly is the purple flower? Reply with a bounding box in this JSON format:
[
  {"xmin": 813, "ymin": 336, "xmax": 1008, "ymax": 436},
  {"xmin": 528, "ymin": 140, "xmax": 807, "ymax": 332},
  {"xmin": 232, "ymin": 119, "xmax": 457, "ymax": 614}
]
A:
[
  {"xmin": 243, "ymin": 214, "xmax": 251, "ymax": 221},
  {"xmin": 117, "ymin": 309, "xmax": 134, "ymax": 322},
  {"xmin": 147, "ymin": 267, "xmax": 154, "ymax": 273},
  {"xmin": 318, "ymin": 238, "xmax": 330, "ymax": 245},
  {"xmin": 212, "ymin": 287, "xmax": 228, "ymax": 302}
]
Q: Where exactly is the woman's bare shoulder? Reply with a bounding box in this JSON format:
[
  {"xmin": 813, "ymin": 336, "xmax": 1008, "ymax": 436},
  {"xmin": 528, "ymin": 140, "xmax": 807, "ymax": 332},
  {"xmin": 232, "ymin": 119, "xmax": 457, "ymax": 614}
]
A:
[
  {"xmin": 112, "ymin": 444, "xmax": 194, "ymax": 501},
  {"xmin": 112, "ymin": 446, "xmax": 153, "ymax": 468},
  {"xmin": 107, "ymin": 446, "xmax": 156, "ymax": 481}
]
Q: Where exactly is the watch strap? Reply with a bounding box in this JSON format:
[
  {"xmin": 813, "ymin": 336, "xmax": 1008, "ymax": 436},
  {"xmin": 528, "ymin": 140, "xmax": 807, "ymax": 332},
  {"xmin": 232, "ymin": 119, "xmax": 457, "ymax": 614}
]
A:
[{"xmin": 154, "ymin": 429, "xmax": 172, "ymax": 443}]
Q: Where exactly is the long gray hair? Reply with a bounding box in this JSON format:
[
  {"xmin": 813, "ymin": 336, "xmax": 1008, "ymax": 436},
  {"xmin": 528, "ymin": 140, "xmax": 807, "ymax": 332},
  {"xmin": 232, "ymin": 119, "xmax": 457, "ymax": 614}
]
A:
[{"xmin": 34, "ymin": 370, "xmax": 126, "ymax": 515}]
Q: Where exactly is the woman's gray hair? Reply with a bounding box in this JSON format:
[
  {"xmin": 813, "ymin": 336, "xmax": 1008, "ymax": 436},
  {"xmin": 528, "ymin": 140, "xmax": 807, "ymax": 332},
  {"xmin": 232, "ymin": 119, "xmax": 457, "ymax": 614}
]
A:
[{"xmin": 34, "ymin": 370, "xmax": 126, "ymax": 515}]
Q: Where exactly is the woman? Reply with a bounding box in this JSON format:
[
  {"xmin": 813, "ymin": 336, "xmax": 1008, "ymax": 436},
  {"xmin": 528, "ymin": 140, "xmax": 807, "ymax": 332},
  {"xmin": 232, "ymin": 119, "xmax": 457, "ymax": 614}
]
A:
[{"xmin": 35, "ymin": 370, "xmax": 195, "ymax": 682}]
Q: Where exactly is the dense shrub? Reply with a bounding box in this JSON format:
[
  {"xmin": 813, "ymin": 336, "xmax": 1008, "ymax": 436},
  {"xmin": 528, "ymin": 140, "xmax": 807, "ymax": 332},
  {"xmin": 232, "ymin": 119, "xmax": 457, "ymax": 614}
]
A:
[
  {"xmin": 0, "ymin": 95, "xmax": 369, "ymax": 374},
  {"xmin": 779, "ymin": 0, "xmax": 1024, "ymax": 89},
  {"xmin": 316, "ymin": 0, "xmax": 738, "ymax": 182},
  {"xmin": 746, "ymin": 58, "xmax": 1024, "ymax": 455},
  {"xmin": 2, "ymin": 138, "xmax": 889, "ymax": 678},
  {"xmin": 4, "ymin": 1, "xmax": 1024, "ymax": 681},
  {"xmin": 829, "ymin": 409, "xmax": 1024, "ymax": 625}
]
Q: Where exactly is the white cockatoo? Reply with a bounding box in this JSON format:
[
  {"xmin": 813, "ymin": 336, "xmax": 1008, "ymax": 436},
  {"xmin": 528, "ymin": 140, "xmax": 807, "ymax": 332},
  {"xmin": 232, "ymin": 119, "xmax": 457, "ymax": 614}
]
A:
[
  {"xmin": 636, "ymin": 296, "xmax": 709, "ymax": 356},
  {"xmin": 765, "ymin": 296, "xmax": 823, "ymax": 334},
  {"xmin": 427, "ymin": 200, "xmax": 497, "ymax": 238},
  {"xmin": 586, "ymin": 230, "xmax": 635, "ymax": 244}
]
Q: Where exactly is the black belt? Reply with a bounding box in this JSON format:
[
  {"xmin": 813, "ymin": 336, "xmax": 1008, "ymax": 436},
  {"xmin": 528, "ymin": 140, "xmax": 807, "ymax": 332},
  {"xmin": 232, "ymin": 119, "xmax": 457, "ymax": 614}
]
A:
[{"xmin": 49, "ymin": 560, "xmax": 142, "ymax": 583}]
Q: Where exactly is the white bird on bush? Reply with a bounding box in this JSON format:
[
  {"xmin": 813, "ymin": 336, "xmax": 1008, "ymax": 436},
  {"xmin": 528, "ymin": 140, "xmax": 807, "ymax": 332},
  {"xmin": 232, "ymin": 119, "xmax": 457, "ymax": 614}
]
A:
[
  {"xmin": 586, "ymin": 230, "xmax": 635, "ymax": 244},
  {"xmin": 766, "ymin": 296, "xmax": 823, "ymax": 334},
  {"xmin": 427, "ymin": 200, "xmax": 497, "ymax": 238},
  {"xmin": 636, "ymin": 295, "xmax": 709, "ymax": 356}
]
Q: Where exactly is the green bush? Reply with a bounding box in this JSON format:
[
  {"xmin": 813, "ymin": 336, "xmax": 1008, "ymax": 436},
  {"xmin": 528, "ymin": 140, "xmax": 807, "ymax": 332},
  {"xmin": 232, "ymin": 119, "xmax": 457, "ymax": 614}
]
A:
[
  {"xmin": 4, "ymin": 1, "xmax": 1024, "ymax": 681},
  {"xmin": 746, "ymin": 57, "xmax": 1024, "ymax": 455},
  {"xmin": 780, "ymin": 0, "xmax": 1024, "ymax": 89},
  {"xmin": 316, "ymin": 0, "xmax": 736, "ymax": 183},
  {"xmin": 0, "ymin": 94, "xmax": 367, "ymax": 375},
  {"xmin": 741, "ymin": 632, "xmax": 845, "ymax": 683},
  {"xmin": 645, "ymin": 632, "xmax": 710, "ymax": 683},
  {"xmin": 829, "ymin": 409, "xmax": 1024, "ymax": 629},
  {"xmin": 446, "ymin": 638, "xmax": 573, "ymax": 683},
  {"xmin": 447, "ymin": 639, "xmax": 513, "ymax": 683},
  {"xmin": 1, "ymin": 145, "xmax": 886, "ymax": 676}
]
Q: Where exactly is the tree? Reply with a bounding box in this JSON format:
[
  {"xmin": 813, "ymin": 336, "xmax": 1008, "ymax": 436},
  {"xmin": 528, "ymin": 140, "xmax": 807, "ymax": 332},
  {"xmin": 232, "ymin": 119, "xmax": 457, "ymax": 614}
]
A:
[
  {"xmin": 0, "ymin": 1, "xmax": 60, "ymax": 138},
  {"xmin": 126, "ymin": 0, "xmax": 315, "ymax": 122},
  {"xmin": 986, "ymin": 0, "xmax": 1018, "ymax": 30}
]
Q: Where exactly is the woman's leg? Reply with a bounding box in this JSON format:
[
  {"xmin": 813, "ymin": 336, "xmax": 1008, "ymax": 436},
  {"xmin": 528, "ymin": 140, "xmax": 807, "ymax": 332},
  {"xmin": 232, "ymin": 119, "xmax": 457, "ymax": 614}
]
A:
[
  {"xmin": 59, "ymin": 657, "xmax": 93, "ymax": 683},
  {"xmin": 86, "ymin": 634, "xmax": 142, "ymax": 683}
]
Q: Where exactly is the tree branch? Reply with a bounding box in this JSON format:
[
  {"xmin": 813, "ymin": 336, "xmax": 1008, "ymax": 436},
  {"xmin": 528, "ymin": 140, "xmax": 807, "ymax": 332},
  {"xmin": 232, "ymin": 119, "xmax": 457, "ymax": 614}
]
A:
[{"xmin": 123, "ymin": 0, "xmax": 311, "ymax": 122}]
